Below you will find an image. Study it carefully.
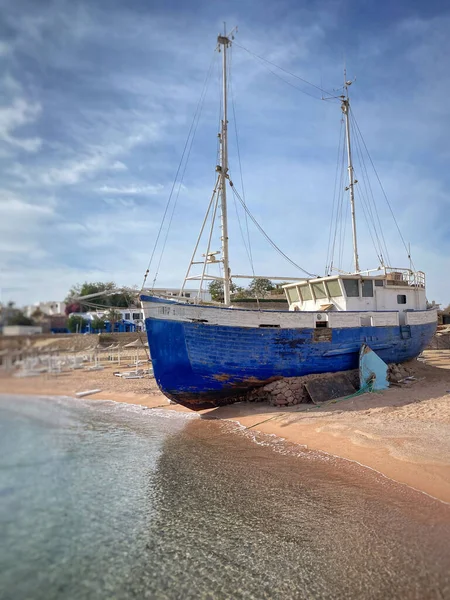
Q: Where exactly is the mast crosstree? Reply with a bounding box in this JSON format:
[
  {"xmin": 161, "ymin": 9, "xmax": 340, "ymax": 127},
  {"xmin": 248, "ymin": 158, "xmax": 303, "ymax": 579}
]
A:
[
  {"xmin": 181, "ymin": 25, "xmax": 237, "ymax": 305},
  {"xmin": 180, "ymin": 28, "xmax": 315, "ymax": 302}
]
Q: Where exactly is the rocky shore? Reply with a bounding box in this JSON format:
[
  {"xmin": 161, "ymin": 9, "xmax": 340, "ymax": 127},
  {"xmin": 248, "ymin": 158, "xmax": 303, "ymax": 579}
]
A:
[{"xmin": 241, "ymin": 363, "xmax": 412, "ymax": 407}]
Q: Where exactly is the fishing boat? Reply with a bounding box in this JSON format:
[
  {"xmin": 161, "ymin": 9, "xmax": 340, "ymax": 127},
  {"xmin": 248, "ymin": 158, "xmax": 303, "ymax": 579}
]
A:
[{"xmin": 141, "ymin": 29, "xmax": 437, "ymax": 410}]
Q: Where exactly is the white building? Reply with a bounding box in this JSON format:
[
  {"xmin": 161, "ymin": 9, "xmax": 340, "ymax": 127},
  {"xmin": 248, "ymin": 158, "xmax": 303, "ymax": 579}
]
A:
[
  {"xmin": 144, "ymin": 288, "xmax": 212, "ymax": 302},
  {"xmin": 72, "ymin": 309, "xmax": 146, "ymax": 331},
  {"xmin": 25, "ymin": 301, "xmax": 66, "ymax": 318}
]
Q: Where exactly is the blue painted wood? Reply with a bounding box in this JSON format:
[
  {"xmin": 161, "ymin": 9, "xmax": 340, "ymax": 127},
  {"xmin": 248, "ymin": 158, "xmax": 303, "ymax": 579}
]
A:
[{"xmin": 144, "ymin": 317, "xmax": 436, "ymax": 409}]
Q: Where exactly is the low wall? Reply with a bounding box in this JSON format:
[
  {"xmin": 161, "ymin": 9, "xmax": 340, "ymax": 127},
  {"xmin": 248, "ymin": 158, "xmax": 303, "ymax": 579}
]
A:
[{"xmin": 0, "ymin": 331, "xmax": 145, "ymax": 353}]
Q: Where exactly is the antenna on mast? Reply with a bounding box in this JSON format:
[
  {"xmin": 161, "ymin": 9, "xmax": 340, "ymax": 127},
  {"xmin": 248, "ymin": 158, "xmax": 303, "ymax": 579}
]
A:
[{"xmin": 341, "ymin": 70, "xmax": 360, "ymax": 273}]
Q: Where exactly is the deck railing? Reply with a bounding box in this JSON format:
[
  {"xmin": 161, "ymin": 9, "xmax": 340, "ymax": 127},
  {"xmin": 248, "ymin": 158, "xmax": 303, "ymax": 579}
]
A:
[{"xmin": 384, "ymin": 268, "xmax": 425, "ymax": 288}]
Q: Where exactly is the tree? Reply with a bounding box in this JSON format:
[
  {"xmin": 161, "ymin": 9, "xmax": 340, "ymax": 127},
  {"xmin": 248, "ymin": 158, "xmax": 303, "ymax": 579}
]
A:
[
  {"xmin": 230, "ymin": 286, "xmax": 247, "ymax": 300},
  {"xmin": 208, "ymin": 280, "xmax": 239, "ymax": 302},
  {"xmin": 65, "ymin": 282, "xmax": 135, "ymax": 310},
  {"xmin": 249, "ymin": 278, "xmax": 274, "ymax": 299},
  {"xmin": 7, "ymin": 311, "xmax": 34, "ymax": 326},
  {"xmin": 91, "ymin": 317, "xmax": 105, "ymax": 331},
  {"xmin": 65, "ymin": 302, "xmax": 81, "ymax": 316},
  {"xmin": 105, "ymin": 309, "xmax": 122, "ymax": 329},
  {"xmin": 67, "ymin": 315, "xmax": 87, "ymax": 333},
  {"xmin": 208, "ymin": 280, "xmax": 224, "ymax": 301},
  {"xmin": 31, "ymin": 308, "xmax": 44, "ymax": 321}
]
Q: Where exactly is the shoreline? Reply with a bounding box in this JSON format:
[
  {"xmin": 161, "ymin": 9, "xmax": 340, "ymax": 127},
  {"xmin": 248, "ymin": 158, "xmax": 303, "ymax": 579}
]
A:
[{"xmin": 2, "ymin": 350, "xmax": 450, "ymax": 504}]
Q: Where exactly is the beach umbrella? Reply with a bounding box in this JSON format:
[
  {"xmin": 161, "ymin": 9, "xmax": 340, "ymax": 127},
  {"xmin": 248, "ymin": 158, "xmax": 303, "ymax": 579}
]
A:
[
  {"xmin": 124, "ymin": 338, "xmax": 148, "ymax": 372},
  {"xmin": 108, "ymin": 343, "xmax": 121, "ymax": 365}
]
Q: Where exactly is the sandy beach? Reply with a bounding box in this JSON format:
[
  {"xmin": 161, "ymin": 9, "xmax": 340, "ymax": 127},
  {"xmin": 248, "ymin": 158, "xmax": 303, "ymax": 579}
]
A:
[{"xmin": 1, "ymin": 349, "xmax": 450, "ymax": 503}]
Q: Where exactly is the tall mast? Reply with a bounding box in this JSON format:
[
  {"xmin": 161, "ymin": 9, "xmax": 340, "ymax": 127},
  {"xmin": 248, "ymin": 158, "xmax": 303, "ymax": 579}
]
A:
[
  {"xmin": 341, "ymin": 74, "xmax": 360, "ymax": 273},
  {"xmin": 218, "ymin": 27, "xmax": 231, "ymax": 305}
]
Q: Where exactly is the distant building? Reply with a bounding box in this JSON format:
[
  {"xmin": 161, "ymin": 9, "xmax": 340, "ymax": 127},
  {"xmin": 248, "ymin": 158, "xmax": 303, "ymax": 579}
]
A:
[
  {"xmin": 25, "ymin": 301, "xmax": 67, "ymax": 318},
  {"xmin": 68, "ymin": 310, "xmax": 143, "ymax": 333},
  {"xmin": 143, "ymin": 288, "xmax": 212, "ymax": 302}
]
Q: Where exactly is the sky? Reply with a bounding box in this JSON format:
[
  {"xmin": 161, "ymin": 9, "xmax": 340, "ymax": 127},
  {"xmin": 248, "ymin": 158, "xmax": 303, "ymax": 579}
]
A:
[{"xmin": 1, "ymin": 0, "xmax": 449, "ymax": 307}]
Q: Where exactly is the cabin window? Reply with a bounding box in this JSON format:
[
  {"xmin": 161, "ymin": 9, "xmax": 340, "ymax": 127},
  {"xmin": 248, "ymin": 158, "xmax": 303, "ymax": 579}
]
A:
[
  {"xmin": 132, "ymin": 313, "xmax": 141, "ymax": 320},
  {"xmin": 124, "ymin": 313, "xmax": 130, "ymax": 320},
  {"xmin": 299, "ymin": 284, "xmax": 312, "ymax": 301},
  {"xmin": 286, "ymin": 286, "xmax": 300, "ymax": 303},
  {"xmin": 375, "ymin": 280, "xmax": 384, "ymax": 287},
  {"xmin": 343, "ymin": 279, "xmax": 359, "ymax": 297},
  {"xmin": 361, "ymin": 280, "xmax": 374, "ymax": 298},
  {"xmin": 326, "ymin": 279, "xmax": 342, "ymax": 297},
  {"xmin": 311, "ymin": 282, "xmax": 327, "ymax": 299},
  {"xmin": 397, "ymin": 294, "xmax": 407, "ymax": 304}
]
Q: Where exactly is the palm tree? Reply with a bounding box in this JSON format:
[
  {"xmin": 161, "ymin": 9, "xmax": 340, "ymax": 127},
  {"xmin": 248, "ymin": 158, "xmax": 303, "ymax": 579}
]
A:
[{"xmin": 105, "ymin": 309, "xmax": 121, "ymax": 331}]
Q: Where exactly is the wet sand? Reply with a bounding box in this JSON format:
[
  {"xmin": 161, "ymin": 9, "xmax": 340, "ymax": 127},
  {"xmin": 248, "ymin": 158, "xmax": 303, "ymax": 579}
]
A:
[{"xmin": 1, "ymin": 349, "xmax": 450, "ymax": 503}]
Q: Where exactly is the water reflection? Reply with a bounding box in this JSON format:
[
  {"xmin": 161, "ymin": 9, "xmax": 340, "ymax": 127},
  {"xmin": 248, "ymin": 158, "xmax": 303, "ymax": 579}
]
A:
[
  {"xmin": 147, "ymin": 418, "xmax": 450, "ymax": 599},
  {"xmin": 1, "ymin": 395, "xmax": 449, "ymax": 600}
]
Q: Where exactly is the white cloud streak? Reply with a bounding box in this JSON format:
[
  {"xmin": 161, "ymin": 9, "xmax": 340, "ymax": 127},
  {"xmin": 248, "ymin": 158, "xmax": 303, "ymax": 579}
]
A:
[{"xmin": 1, "ymin": 2, "xmax": 449, "ymax": 306}]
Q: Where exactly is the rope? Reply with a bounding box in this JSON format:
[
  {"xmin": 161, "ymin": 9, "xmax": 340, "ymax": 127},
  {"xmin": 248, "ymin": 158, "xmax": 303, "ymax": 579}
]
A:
[
  {"xmin": 151, "ymin": 55, "xmax": 215, "ymax": 289},
  {"xmin": 332, "ymin": 138, "xmax": 346, "ymax": 271},
  {"xmin": 139, "ymin": 50, "xmax": 217, "ymax": 295},
  {"xmin": 350, "ymin": 110, "xmax": 415, "ymax": 270},
  {"xmin": 325, "ymin": 118, "xmax": 344, "ymax": 274},
  {"xmin": 350, "ymin": 111, "xmax": 391, "ymax": 266},
  {"xmin": 229, "ymin": 180, "xmax": 318, "ymax": 278},
  {"xmin": 234, "ymin": 40, "xmax": 336, "ymax": 100},
  {"xmin": 229, "ymin": 46, "xmax": 254, "ymax": 274},
  {"xmin": 228, "ymin": 46, "xmax": 261, "ymax": 308}
]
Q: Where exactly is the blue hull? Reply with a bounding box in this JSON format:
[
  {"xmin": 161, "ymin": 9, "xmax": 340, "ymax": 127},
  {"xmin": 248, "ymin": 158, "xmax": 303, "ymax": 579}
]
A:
[{"xmin": 145, "ymin": 317, "xmax": 436, "ymax": 410}]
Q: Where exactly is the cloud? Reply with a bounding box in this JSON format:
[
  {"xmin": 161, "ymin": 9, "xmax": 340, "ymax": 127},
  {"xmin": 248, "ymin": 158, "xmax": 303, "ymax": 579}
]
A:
[
  {"xmin": 0, "ymin": 97, "xmax": 42, "ymax": 152},
  {"xmin": 97, "ymin": 184, "xmax": 164, "ymax": 196},
  {"xmin": 40, "ymin": 153, "xmax": 120, "ymax": 186},
  {"xmin": 0, "ymin": 0, "xmax": 449, "ymax": 307},
  {"xmin": 0, "ymin": 41, "xmax": 10, "ymax": 56}
]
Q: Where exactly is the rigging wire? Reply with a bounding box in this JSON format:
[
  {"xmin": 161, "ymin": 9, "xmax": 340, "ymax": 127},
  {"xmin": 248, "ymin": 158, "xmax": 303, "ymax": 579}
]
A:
[
  {"xmin": 339, "ymin": 184, "xmax": 350, "ymax": 270},
  {"xmin": 229, "ymin": 45, "xmax": 255, "ymax": 274},
  {"xmin": 151, "ymin": 54, "xmax": 216, "ymax": 289},
  {"xmin": 325, "ymin": 118, "xmax": 344, "ymax": 274},
  {"xmin": 229, "ymin": 179, "xmax": 318, "ymax": 277},
  {"xmin": 345, "ymin": 115, "xmax": 385, "ymax": 265},
  {"xmin": 233, "ymin": 40, "xmax": 337, "ymax": 100},
  {"xmin": 140, "ymin": 50, "xmax": 217, "ymax": 293},
  {"xmin": 329, "ymin": 136, "xmax": 347, "ymax": 273},
  {"xmin": 350, "ymin": 109, "xmax": 415, "ymax": 269},
  {"xmin": 350, "ymin": 114, "xmax": 391, "ymax": 266},
  {"xmin": 327, "ymin": 103, "xmax": 398, "ymax": 274},
  {"xmin": 354, "ymin": 172, "xmax": 384, "ymax": 266}
]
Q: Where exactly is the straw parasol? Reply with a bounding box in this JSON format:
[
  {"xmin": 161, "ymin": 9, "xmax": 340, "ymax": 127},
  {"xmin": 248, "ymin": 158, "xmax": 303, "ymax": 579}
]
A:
[{"xmin": 123, "ymin": 338, "xmax": 149, "ymax": 372}]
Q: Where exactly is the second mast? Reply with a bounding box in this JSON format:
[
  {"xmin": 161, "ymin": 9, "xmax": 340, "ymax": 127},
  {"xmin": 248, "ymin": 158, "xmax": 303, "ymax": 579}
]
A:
[
  {"xmin": 341, "ymin": 77, "xmax": 360, "ymax": 274},
  {"xmin": 218, "ymin": 31, "xmax": 231, "ymax": 305}
]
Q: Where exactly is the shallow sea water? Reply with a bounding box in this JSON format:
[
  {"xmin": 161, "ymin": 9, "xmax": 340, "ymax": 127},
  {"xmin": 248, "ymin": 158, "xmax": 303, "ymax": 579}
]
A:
[{"xmin": 0, "ymin": 394, "xmax": 449, "ymax": 600}]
